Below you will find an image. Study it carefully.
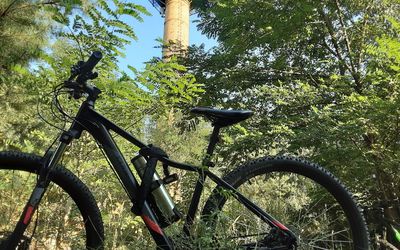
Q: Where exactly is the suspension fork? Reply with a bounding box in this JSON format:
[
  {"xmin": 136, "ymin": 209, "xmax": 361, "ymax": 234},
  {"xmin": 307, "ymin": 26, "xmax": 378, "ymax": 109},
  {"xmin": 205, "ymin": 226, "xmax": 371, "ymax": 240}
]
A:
[{"xmin": 2, "ymin": 131, "xmax": 73, "ymax": 249}]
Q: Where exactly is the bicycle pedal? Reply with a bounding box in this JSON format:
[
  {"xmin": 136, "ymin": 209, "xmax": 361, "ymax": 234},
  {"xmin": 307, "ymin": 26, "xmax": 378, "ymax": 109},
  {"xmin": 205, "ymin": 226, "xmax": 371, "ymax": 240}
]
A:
[{"xmin": 163, "ymin": 174, "xmax": 178, "ymax": 185}]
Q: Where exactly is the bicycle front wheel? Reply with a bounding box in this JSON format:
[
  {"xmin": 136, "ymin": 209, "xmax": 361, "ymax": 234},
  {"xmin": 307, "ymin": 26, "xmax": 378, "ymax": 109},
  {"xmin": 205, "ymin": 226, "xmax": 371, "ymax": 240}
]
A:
[
  {"xmin": 202, "ymin": 156, "xmax": 369, "ymax": 250},
  {"xmin": 0, "ymin": 151, "xmax": 104, "ymax": 249}
]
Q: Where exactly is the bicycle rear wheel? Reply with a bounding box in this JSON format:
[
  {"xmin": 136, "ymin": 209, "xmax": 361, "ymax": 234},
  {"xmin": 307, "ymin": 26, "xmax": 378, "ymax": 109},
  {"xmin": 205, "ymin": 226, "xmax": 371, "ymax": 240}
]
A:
[
  {"xmin": 0, "ymin": 151, "xmax": 104, "ymax": 249},
  {"xmin": 202, "ymin": 156, "xmax": 369, "ymax": 249}
]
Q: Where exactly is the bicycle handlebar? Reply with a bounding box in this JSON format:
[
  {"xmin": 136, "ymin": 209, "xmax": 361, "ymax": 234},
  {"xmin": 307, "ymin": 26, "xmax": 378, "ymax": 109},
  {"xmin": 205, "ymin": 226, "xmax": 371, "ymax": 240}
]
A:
[
  {"xmin": 71, "ymin": 51, "xmax": 103, "ymax": 85},
  {"xmin": 80, "ymin": 51, "xmax": 103, "ymax": 75},
  {"xmin": 65, "ymin": 51, "xmax": 103, "ymax": 99}
]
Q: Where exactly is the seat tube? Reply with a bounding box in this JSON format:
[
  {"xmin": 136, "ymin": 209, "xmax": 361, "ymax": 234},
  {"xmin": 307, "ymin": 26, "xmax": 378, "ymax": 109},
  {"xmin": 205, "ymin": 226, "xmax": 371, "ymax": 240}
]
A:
[
  {"xmin": 202, "ymin": 126, "xmax": 221, "ymax": 167},
  {"xmin": 183, "ymin": 126, "xmax": 221, "ymax": 235}
]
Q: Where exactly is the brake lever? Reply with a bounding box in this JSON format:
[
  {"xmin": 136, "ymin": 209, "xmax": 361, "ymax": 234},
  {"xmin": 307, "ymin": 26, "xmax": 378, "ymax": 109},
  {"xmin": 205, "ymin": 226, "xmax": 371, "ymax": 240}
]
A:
[
  {"xmin": 63, "ymin": 80, "xmax": 83, "ymax": 100},
  {"xmin": 68, "ymin": 61, "xmax": 85, "ymax": 81},
  {"xmin": 63, "ymin": 80, "xmax": 77, "ymax": 89},
  {"xmin": 72, "ymin": 90, "xmax": 83, "ymax": 99},
  {"xmin": 88, "ymin": 72, "xmax": 98, "ymax": 80},
  {"xmin": 76, "ymin": 71, "xmax": 98, "ymax": 84}
]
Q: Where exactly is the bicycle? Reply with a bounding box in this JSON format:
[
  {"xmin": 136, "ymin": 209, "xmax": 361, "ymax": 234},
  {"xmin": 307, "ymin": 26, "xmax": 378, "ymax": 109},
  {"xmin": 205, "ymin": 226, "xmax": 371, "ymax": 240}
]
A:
[{"xmin": 0, "ymin": 51, "xmax": 370, "ymax": 249}]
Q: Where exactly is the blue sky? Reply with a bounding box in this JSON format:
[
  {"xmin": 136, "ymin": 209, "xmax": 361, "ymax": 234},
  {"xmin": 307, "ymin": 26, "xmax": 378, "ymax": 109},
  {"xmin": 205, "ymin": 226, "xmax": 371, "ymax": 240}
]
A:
[{"xmin": 118, "ymin": 1, "xmax": 216, "ymax": 71}]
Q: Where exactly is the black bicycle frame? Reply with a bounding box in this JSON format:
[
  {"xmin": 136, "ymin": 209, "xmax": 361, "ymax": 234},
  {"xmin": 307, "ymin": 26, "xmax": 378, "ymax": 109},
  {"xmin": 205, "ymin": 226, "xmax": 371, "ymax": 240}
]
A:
[{"xmin": 12, "ymin": 98, "xmax": 295, "ymax": 249}]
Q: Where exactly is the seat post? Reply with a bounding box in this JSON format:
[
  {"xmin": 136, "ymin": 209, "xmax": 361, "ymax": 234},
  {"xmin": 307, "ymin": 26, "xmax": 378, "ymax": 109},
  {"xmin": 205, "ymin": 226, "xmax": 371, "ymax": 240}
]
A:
[{"xmin": 202, "ymin": 125, "xmax": 221, "ymax": 167}]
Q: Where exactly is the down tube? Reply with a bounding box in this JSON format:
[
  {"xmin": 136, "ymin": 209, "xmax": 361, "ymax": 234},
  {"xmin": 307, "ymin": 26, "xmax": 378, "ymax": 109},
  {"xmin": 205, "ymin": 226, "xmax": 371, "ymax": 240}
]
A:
[{"xmin": 91, "ymin": 124, "xmax": 173, "ymax": 249}]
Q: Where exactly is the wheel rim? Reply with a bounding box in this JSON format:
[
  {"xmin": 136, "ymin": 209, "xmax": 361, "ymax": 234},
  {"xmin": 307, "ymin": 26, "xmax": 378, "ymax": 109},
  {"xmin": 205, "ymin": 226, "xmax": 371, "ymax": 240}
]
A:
[
  {"xmin": 206, "ymin": 171, "xmax": 356, "ymax": 250},
  {"xmin": 0, "ymin": 169, "xmax": 87, "ymax": 249}
]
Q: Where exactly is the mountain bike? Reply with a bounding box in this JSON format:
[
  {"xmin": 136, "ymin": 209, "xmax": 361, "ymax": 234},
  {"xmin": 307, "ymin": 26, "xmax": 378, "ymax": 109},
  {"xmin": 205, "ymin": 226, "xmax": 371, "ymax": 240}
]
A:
[{"xmin": 0, "ymin": 51, "xmax": 370, "ymax": 249}]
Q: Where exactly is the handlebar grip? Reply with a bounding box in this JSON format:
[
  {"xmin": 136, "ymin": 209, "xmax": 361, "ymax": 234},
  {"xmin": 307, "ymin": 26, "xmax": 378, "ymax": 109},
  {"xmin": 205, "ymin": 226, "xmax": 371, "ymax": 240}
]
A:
[{"xmin": 80, "ymin": 51, "xmax": 103, "ymax": 74}]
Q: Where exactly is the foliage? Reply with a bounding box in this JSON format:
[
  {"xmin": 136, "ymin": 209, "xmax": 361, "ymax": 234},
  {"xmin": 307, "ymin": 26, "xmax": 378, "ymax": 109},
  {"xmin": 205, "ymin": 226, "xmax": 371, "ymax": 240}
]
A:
[
  {"xmin": 0, "ymin": 0, "xmax": 50, "ymax": 68},
  {"xmin": 188, "ymin": 0, "xmax": 400, "ymax": 246}
]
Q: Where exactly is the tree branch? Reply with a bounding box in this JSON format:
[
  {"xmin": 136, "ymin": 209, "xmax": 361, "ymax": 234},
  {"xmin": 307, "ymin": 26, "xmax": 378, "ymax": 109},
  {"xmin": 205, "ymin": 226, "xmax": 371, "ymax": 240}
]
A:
[
  {"xmin": 0, "ymin": 0, "xmax": 19, "ymax": 19},
  {"xmin": 1, "ymin": 1, "xmax": 58, "ymax": 19},
  {"xmin": 357, "ymin": 4, "xmax": 371, "ymax": 72},
  {"xmin": 334, "ymin": 0, "xmax": 362, "ymax": 92},
  {"xmin": 318, "ymin": 7, "xmax": 350, "ymax": 76}
]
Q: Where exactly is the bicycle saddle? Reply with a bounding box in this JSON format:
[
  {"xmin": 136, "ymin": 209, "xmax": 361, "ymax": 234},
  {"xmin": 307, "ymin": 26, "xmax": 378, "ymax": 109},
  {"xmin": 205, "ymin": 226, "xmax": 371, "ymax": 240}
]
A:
[{"xmin": 190, "ymin": 107, "xmax": 253, "ymax": 127}]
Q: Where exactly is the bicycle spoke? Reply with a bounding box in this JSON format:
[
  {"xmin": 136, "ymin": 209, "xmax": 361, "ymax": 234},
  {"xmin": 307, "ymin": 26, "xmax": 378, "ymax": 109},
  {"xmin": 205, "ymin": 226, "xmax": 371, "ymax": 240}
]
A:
[
  {"xmin": 295, "ymin": 193, "xmax": 329, "ymax": 227},
  {"xmin": 302, "ymin": 228, "xmax": 351, "ymax": 242},
  {"xmin": 302, "ymin": 243, "xmax": 331, "ymax": 250},
  {"xmin": 224, "ymin": 231, "xmax": 270, "ymax": 240}
]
